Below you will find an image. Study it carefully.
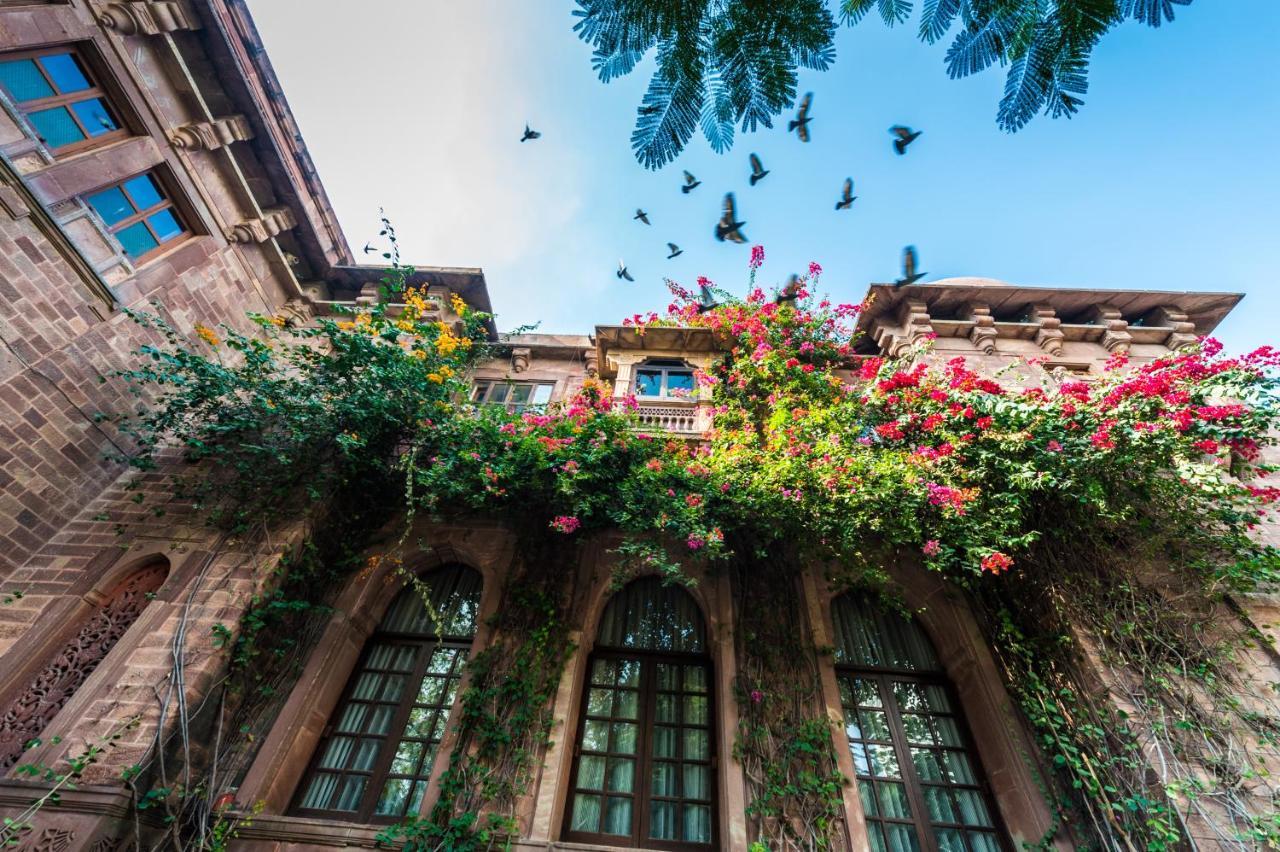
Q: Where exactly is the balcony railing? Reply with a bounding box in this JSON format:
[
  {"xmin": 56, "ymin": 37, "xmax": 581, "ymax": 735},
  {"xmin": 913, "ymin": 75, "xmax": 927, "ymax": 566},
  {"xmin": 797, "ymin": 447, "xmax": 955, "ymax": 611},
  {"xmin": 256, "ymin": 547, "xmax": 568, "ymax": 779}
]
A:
[{"xmin": 624, "ymin": 401, "xmax": 708, "ymax": 435}]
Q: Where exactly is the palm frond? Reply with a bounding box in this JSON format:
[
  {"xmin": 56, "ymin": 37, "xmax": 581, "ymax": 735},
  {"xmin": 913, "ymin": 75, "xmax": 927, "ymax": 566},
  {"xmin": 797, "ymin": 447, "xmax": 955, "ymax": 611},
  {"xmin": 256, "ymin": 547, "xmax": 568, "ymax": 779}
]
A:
[
  {"xmin": 919, "ymin": 0, "xmax": 962, "ymax": 43},
  {"xmin": 1046, "ymin": 52, "xmax": 1089, "ymax": 119},
  {"xmin": 996, "ymin": 21, "xmax": 1055, "ymax": 131},
  {"xmin": 700, "ymin": 69, "xmax": 735, "ymax": 154},
  {"xmin": 1119, "ymin": 0, "xmax": 1192, "ymax": 27},
  {"xmin": 879, "ymin": 0, "xmax": 914, "ymax": 26},
  {"xmin": 945, "ymin": 16, "xmax": 1008, "ymax": 78},
  {"xmin": 631, "ymin": 61, "xmax": 704, "ymax": 170},
  {"xmin": 839, "ymin": 0, "xmax": 879, "ymax": 25}
]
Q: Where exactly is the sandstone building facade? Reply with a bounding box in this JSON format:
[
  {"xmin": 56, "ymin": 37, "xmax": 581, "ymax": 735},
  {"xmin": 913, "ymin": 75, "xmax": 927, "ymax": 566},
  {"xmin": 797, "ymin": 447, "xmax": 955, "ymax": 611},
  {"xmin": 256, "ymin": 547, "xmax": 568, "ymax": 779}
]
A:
[{"xmin": 0, "ymin": 2, "xmax": 1274, "ymax": 851}]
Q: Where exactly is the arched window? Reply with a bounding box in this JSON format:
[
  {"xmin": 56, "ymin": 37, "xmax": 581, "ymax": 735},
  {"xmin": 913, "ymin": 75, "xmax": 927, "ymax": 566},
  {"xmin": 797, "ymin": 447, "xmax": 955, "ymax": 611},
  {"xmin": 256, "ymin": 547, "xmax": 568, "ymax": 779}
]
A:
[
  {"xmin": 292, "ymin": 564, "xmax": 481, "ymax": 822},
  {"xmin": 831, "ymin": 593, "xmax": 1007, "ymax": 852},
  {"xmin": 0, "ymin": 560, "xmax": 168, "ymax": 771},
  {"xmin": 563, "ymin": 577, "xmax": 715, "ymax": 849}
]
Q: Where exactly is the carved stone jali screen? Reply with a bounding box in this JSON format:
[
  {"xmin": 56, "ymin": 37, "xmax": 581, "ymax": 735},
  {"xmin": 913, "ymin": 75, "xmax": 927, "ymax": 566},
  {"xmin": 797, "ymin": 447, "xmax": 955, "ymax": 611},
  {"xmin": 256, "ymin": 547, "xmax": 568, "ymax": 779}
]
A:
[{"xmin": 0, "ymin": 564, "xmax": 167, "ymax": 770}]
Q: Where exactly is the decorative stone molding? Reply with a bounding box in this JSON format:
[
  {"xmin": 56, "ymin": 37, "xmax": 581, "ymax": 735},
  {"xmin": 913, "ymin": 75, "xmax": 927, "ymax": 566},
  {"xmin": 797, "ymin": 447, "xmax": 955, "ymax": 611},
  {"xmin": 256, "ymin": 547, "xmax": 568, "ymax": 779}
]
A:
[
  {"xmin": 583, "ymin": 349, "xmax": 599, "ymax": 377},
  {"xmin": 355, "ymin": 281, "xmax": 379, "ymax": 307},
  {"xmin": 510, "ymin": 347, "xmax": 531, "ymax": 373},
  {"xmin": 98, "ymin": 1, "xmax": 199, "ymax": 35},
  {"xmin": 280, "ymin": 297, "xmax": 313, "ymax": 326},
  {"xmin": 15, "ymin": 827, "xmax": 75, "ymax": 852},
  {"xmin": 1086, "ymin": 305, "xmax": 1132, "ymax": 354},
  {"xmin": 1029, "ymin": 304, "xmax": 1064, "ymax": 356},
  {"xmin": 226, "ymin": 207, "xmax": 295, "ymax": 244},
  {"xmin": 964, "ymin": 303, "xmax": 997, "ymax": 355},
  {"xmin": 1149, "ymin": 305, "xmax": 1198, "ymax": 351},
  {"xmin": 169, "ymin": 115, "xmax": 253, "ymax": 151},
  {"xmin": 874, "ymin": 298, "xmax": 934, "ymax": 357}
]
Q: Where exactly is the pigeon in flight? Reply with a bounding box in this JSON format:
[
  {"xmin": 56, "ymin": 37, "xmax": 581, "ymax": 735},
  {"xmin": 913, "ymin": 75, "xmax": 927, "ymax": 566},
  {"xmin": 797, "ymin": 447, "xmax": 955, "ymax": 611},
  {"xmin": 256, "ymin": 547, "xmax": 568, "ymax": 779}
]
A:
[
  {"xmin": 520, "ymin": 124, "xmax": 541, "ymax": 142},
  {"xmin": 835, "ymin": 178, "xmax": 857, "ymax": 211},
  {"xmin": 362, "ymin": 242, "xmax": 375, "ymax": 254},
  {"xmin": 894, "ymin": 246, "xmax": 926, "ymax": 286},
  {"xmin": 681, "ymin": 170, "xmax": 701, "ymax": 194},
  {"xmin": 789, "ymin": 92, "xmax": 813, "ymax": 142},
  {"xmin": 617, "ymin": 260, "xmax": 634, "ymax": 282},
  {"xmin": 634, "ymin": 209, "xmax": 651, "ymax": 225},
  {"xmin": 697, "ymin": 281, "xmax": 719, "ymax": 313},
  {"xmin": 890, "ymin": 125, "xmax": 921, "ymax": 155},
  {"xmin": 749, "ymin": 153, "xmax": 769, "ymax": 186},
  {"xmin": 714, "ymin": 193, "xmax": 747, "ymax": 243},
  {"xmin": 666, "ymin": 243, "xmax": 683, "ymax": 259},
  {"xmin": 775, "ymin": 274, "xmax": 802, "ymax": 305}
]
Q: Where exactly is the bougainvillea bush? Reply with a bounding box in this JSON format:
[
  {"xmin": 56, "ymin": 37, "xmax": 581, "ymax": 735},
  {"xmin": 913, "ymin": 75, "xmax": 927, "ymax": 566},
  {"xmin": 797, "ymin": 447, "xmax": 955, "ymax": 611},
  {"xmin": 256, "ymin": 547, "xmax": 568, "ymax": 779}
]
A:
[{"xmin": 118, "ymin": 252, "xmax": 1280, "ymax": 849}]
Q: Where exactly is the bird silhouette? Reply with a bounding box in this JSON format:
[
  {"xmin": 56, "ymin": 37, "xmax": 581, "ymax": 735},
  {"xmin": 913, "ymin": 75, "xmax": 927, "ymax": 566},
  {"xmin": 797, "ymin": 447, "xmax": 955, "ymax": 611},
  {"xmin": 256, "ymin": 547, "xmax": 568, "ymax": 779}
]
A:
[
  {"xmin": 634, "ymin": 209, "xmax": 651, "ymax": 225},
  {"xmin": 520, "ymin": 124, "xmax": 541, "ymax": 142},
  {"xmin": 775, "ymin": 274, "xmax": 802, "ymax": 304},
  {"xmin": 835, "ymin": 178, "xmax": 857, "ymax": 211},
  {"xmin": 714, "ymin": 193, "xmax": 747, "ymax": 243},
  {"xmin": 697, "ymin": 281, "xmax": 719, "ymax": 313},
  {"xmin": 749, "ymin": 153, "xmax": 769, "ymax": 185},
  {"xmin": 681, "ymin": 170, "xmax": 701, "ymax": 194},
  {"xmin": 617, "ymin": 260, "xmax": 634, "ymax": 282},
  {"xmin": 789, "ymin": 93, "xmax": 813, "ymax": 142},
  {"xmin": 894, "ymin": 246, "xmax": 926, "ymax": 286},
  {"xmin": 362, "ymin": 242, "xmax": 375, "ymax": 254},
  {"xmin": 666, "ymin": 243, "xmax": 683, "ymax": 259},
  {"xmin": 890, "ymin": 125, "xmax": 921, "ymax": 155}
]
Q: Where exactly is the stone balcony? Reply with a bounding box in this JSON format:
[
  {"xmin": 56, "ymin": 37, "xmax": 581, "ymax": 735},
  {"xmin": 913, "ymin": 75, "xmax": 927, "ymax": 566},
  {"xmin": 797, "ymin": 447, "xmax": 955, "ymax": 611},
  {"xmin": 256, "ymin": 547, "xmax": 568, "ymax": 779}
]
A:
[{"xmin": 627, "ymin": 400, "xmax": 712, "ymax": 436}]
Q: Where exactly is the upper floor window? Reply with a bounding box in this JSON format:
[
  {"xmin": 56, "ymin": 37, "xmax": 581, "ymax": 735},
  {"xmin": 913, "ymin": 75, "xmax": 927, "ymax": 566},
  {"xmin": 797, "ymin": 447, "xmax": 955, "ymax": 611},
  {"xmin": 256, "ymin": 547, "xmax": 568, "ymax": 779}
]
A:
[
  {"xmin": 564, "ymin": 577, "xmax": 715, "ymax": 849},
  {"xmin": 0, "ymin": 48, "xmax": 125, "ymax": 155},
  {"xmin": 293, "ymin": 565, "xmax": 482, "ymax": 823},
  {"xmin": 831, "ymin": 593, "xmax": 1007, "ymax": 852},
  {"xmin": 471, "ymin": 380, "xmax": 554, "ymax": 414},
  {"xmin": 83, "ymin": 172, "xmax": 189, "ymax": 262},
  {"xmin": 634, "ymin": 359, "xmax": 694, "ymax": 400}
]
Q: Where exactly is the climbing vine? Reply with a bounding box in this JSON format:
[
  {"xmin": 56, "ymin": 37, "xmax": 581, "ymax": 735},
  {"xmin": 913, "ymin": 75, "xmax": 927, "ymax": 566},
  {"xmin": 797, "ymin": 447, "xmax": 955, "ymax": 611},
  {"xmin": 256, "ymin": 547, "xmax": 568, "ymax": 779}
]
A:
[{"xmin": 94, "ymin": 236, "xmax": 1280, "ymax": 850}]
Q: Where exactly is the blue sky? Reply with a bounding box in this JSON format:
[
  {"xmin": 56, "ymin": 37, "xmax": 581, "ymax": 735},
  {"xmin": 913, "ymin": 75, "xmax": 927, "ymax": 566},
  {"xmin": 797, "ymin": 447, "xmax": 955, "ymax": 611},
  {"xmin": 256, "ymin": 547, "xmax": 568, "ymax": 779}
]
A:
[{"xmin": 246, "ymin": 1, "xmax": 1279, "ymax": 352}]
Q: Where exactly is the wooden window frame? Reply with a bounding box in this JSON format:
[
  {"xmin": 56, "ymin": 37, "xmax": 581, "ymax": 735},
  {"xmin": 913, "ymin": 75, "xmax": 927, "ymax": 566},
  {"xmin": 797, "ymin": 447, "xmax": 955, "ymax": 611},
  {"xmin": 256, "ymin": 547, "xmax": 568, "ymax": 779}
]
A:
[
  {"xmin": 84, "ymin": 170, "xmax": 192, "ymax": 264},
  {"xmin": 0, "ymin": 46, "xmax": 129, "ymax": 156},
  {"xmin": 835, "ymin": 662, "xmax": 1012, "ymax": 852},
  {"xmin": 562, "ymin": 647, "xmax": 717, "ymax": 851},
  {"xmin": 634, "ymin": 360, "xmax": 696, "ymax": 401}
]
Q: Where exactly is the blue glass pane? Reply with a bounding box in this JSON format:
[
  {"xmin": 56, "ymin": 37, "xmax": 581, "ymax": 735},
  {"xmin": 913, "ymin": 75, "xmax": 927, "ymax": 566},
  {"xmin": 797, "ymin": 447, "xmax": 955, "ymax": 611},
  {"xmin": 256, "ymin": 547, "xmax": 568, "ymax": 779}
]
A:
[
  {"xmin": 28, "ymin": 107, "xmax": 85, "ymax": 149},
  {"xmin": 147, "ymin": 209, "xmax": 183, "ymax": 242},
  {"xmin": 116, "ymin": 221, "xmax": 159, "ymax": 259},
  {"xmin": 38, "ymin": 53, "xmax": 90, "ymax": 94},
  {"xmin": 70, "ymin": 98, "xmax": 117, "ymax": 137},
  {"xmin": 0, "ymin": 59, "xmax": 53, "ymax": 101},
  {"xmin": 85, "ymin": 186, "xmax": 133, "ymax": 225},
  {"xmin": 123, "ymin": 174, "xmax": 163, "ymax": 209}
]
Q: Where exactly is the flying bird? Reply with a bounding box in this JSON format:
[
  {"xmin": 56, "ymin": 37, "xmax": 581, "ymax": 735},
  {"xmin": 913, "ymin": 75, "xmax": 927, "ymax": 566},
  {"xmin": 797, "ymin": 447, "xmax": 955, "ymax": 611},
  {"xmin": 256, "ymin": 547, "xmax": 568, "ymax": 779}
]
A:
[
  {"xmin": 666, "ymin": 243, "xmax": 683, "ymax": 259},
  {"xmin": 362, "ymin": 242, "xmax": 375, "ymax": 254},
  {"xmin": 776, "ymin": 274, "xmax": 802, "ymax": 305},
  {"xmin": 520, "ymin": 124, "xmax": 541, "ymax": 142},
  {"xmin": 681, "ymin": 170, "xmax": 701, "ymax": 194},
  {"xmin": 835, "ymin": 178, "xmax": 857, "ymax": 211},
  {"xmin": 697, "ymin": 281, "xmax": 719, "ymax": 313},
  {"xmin": 616, "ymin": 260, "xmax": 634, "ymax": 282},
  {"xmin": 894, "ymin": 246, "xmax": 926, "ymax": 287},
  {"xmin": 634, "ymin": 209, "xmax": 650, "ymax": 225},
  {"xmin": 890, "ymin": 125, "xmax": 921, "ymax": 155},
  {"xmin": 714, "ymin": 193, "xmax": 747, "ymax": 244},
  {"xmin": 749, "ymin": 153, "xmax": 769, "ymax": 186},
  {"xmin": 789, "ymin": 92, "xmax": 813, "ymax": 142}
]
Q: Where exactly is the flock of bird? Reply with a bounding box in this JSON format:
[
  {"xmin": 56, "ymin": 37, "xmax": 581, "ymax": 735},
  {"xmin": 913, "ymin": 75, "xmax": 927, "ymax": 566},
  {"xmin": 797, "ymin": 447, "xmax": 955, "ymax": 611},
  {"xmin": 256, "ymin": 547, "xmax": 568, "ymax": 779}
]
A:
[{"xmin": 519, "ymin": 93, "xmax": 928, "ymax": 290}]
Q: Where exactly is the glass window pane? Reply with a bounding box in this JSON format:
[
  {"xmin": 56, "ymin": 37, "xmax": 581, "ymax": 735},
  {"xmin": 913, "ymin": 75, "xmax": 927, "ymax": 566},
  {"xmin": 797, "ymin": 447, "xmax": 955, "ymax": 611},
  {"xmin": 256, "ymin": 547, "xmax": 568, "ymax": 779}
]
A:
[
  {"xmin": 854, "ymin": 677, "xmax": 882, "ymax": 707},
  {"xmin": 859, "ymin": 709, "xmax": 892, "ymax": 741},
  {"xmin": 318, "ymin": 736, "xmax": 355, "ymax": 770},
  {"xmin": 336, "ymin": 703, "xmax": 368, "ymax": 733},
  {"xmin": 968, "ymin": 832, "xmax": 1001, "ymax": 852},
  {"xmin": 607, "ymin": 757, "xmax": 634, "ymax": 793},
  {"xmin": 488, "ymin": 383, "xmax": 509, "ymax": 403},
  {"xmin": 667, "ymin": 370, "xmax": 694, "ymax": 395},
  {"xmin": 683, "ymin": 694, "xmax": 708, "ymax": 726},
  {"xmin": 0, "ymin": 58, "xmax": 53, "ymax": 100},
  {"xmin": 39, "ymin": 53, "xmax": 91, "ymax": 93},
  {"xmin": 831, "ymin": 594, "xmax": 942, "ymax": 671},
  {"xmin": 116, "ymin": 221, "xmax": 159, "ymax": 259},
  {"xmin": 577, "ymin": 755, "xmax": 605, "ymax": 790},
  {"xmin": 884, "ymin": 823, "xmax": 922, "ymax": 852},
  {"xmin": 123, "ymin": 173, "xmax": 164, "ymax": 209},
  {"xmin": 403, "ymin": 706, "xmax": 434, "ymax": 738},
  {"xmin": 656, "ymin": 693, "xmax": 677, "ymax": 724},
  {"xmin": 299, "ymin": 772, "xmax": 337, "ymax": 810},
  {"xmin": 653, "ymin": 726, "xmax": 677, "ymax": 759},
  {"xmin": 943, "ymin": 750, "xmax": 977, "ymax": 785},
  {"xmin": 571, "ymin": 793, "xmax": 601, "ymax": 832},
  {"xmin": 682, "ymin": 763, "xmax": 710, "ymax": 800},
  {"xmin": 635, "ymin": 370, "xmax": 662, "ymax": 396},
  {"xmin": 367, "ymin": 704, "xmax": 395, "ymax": 735},
  {"xmin": 866, "ymin": 744, "xmax": 901, "ymax": 778},
  {"xmin": 683, "ymin": 803, "xmax": 712, "ymax": 843},
  {"xmin": 650, "ymin": 761, "xmax": 676, "ymax": 796},
  {"xmin": 603, "ymin": 796, "xmax": 632, "ymax": 836},
  {"xmin": 470, "ymin": 381, "xmax": 489, "ymax": 401},
  {"xmin": 878, "ymin": 781, "xmax": 912, "ymax": 819},
  {"xmin": 27, "ymin": 107, "xmax": 84, "ymax": 149},
  {"xmin": 911, "ymin": 748, "xmax": 944, "ymax": 782},
  {"xmin": 650, "ymin": 800, "xmax": 677, "ymax": 840},
  {"xmin": 350, "ymin": 738, "xmax": 380, "ymax": 771},
  {"xmin": 901, "ymin": 713, "xmax": 937, "ymax": 745},
  {"xmin": 616, "ymin": 658, "xmax": 641, "ymax": 687},
  {"xmin": 591, "ymin": 658, "xmax": 617, "ymax": 685},
  {"xmin": 683, "ymin": 665, "xmax": 708, "ymax": 692},
  {"xmin": 333, "ymin": 775, "xmax": 366, "ymax": 811},
  {"xmin": 596, "ymin": 578, "xmax": 706, "ymax": 652},
  {"xmin": 615, "ymin": 689, "xmax": 639, "ymax": 719},
  {"xmin": 867, "ymin": 824, "xmax": 889, "ymax": 852},
  {"xmin": 858, "ymin": 780, "xmax": 877, "ymax": 816},
  {"xmin": 586, "ymin": 688, "xmax": 613, "ymax": 716},
  {"xmin": 954, "ymin": 790, "xmax": 993, "ymax": 827},
  {"xmin": 375, "ymin": 777, "xmax": 412, "ymax": 815},
  {"xmin": 70, "ymin": 97, "xmax": 118, "ymax": 137},
  {"xmin": 509, "ymin": 383, "xmax": 533, "ymax": 404},
  {"xmin": 655, "ymin": 663, "xmax": 678, "ymax": 691},
  {"xmin": 935, "ymin": 828, "xmax": 966, "ymax": 852},
  {"xmin": 924, "ymin": 787, "xmax": 957, "ymax": 822},
  {"xmin": 147, "ymin": 208, "xmax": 184, "ymax": 242},
  {"xmin": 390, "ymin": 739, "xmax": 424, "ymax": 774},
  {"xmin": 531, "ymin": 383, "xmax": 553, "ymax": 404},
  {"xmin": 934, "ymin": 717, "xmax": 963, "ymax": 747},
  {"xmin": 682, "ymin": 728, "xmax": 709, "ymax": 761},
  {"xmin": 85, "ymin": 186, "xmax": 134, "ymax": 226},
  {"xmin": 582, "ymin": 719, "xmax": 609, "ymax": 751},
  {"xmin": 849, "ymin": 741, "xmax": 870, "ymax": 775},
  {"xmin": 611, "ymin": 722, "xmax": 637, "ymax": 754}
]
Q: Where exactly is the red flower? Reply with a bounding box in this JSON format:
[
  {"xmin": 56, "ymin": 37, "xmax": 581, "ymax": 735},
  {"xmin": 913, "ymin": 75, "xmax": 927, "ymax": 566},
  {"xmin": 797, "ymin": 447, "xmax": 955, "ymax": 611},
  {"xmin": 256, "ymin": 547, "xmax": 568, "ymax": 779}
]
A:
[{"xmin": 980, "ymin": 552, "xmax": 1013, "ymax": 575}]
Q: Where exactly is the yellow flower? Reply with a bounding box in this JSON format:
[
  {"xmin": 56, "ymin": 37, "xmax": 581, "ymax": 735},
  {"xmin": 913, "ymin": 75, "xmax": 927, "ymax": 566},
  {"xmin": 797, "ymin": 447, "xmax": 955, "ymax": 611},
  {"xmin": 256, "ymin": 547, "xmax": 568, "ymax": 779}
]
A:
[
  {"xmin": 450, "ymin": 293, "xmax": 467, "ymax": 315},
  {"xmin": 395, "ymin": 318, "xmax": 415, "ymax": 333},
  {"xmin": 411, "ymin": 349, "xmax": 428, "ymax": 360},
  {"xmin": 194, "ymin": 324, "xmax": 220, "ymax": 346},
  {"xmin": 427, "ymin": 373, "xmax": 444, "ymax": 383},
  {"xmin": 268, "ymin": 315, "xmax": 287, "ymax": 328},
  {"xmin": 337, "ymin": 320, "xmax": 355, "ymax": 331}
]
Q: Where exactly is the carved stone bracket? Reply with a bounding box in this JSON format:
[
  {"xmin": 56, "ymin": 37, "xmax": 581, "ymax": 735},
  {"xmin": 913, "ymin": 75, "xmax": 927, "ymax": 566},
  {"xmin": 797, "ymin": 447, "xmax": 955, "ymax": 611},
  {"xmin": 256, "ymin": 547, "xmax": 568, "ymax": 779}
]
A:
[
  {"xmin": 1086, "ymin": 305, "xmax": 1132, "ymax": 354},
  {"xmin": 583, "ymin": 349, "xmax": 599, "ymax": 377},
  {"xmin": 1030, "ymin": 304, "xmax": 1064, "ymax": 356},
  {"xmin": 280, "ymin": 297, "xmax": 313, "ymax": 326},
  {"xmin": 98, "ymin": 1, "xmax": 200, "ymax": 35},
  {"xmin": 511, "ymin": 347, "xmax": 531, "ymax": 373},
  {"xmin": 964, "ymin": 303, "xmax": 997, "ymax": 355},
  {"xmin": 226, "ymin": 207, "xmax": 296, "ymax": 244},
  {"xmin": 1148, "ymin": 305, "xmax": 1198, "ymax": 351},
  {"xmin": 874, "ymin": 298, "xmax": 934, "ymax": 357},
  {"xmin": 169, "ymin": 115, "xmax": 253, "ymax": 151}
]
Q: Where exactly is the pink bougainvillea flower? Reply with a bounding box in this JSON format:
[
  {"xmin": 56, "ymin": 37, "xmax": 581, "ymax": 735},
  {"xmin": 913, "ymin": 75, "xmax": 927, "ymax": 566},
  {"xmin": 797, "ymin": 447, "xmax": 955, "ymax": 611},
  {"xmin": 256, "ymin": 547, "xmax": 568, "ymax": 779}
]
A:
[
  {"xmin": 749, "ymin": 244, "xmax": 765, "ymax": 269},
  {"xmin": 981, "ymin": 552, "xmax": 1013, "ymax": 575},
  {"xmin": 808, "ymin": 261, "xmax": 822, "ymax": 277},
  {"xmin": 922, "ymin": 540, "xmax": 941, "ymax": 557},
  {"xmin": 550, "ymin": 515, "xmax": 581, "ymax": 534}
]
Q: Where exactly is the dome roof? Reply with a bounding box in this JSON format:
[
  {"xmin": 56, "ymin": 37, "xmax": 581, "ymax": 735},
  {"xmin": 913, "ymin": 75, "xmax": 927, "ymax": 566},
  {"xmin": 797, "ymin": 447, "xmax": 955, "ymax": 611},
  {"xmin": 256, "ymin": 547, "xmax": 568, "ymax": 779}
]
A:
[{"xmin": 929, "ymin": 277, "xmax": 1012, "ymax": 287}]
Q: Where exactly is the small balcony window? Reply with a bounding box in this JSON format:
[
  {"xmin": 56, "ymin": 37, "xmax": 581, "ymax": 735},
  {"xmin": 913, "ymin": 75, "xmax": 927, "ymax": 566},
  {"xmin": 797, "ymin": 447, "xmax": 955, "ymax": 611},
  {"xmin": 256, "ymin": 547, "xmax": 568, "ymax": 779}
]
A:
[
  {"xmin": 0, "ymin": 48, "xmax": 126, "ymax": 155},
  {"xmin": 83, "ymin": 172, "xmax": 189, "ymax": 262},
  {"xmin": 634, "ymin": 360, "xmax": 694, "ymax": 400},
  {"xmin": 471, "ymin": 380, "xmax": 554, "ymax": 414}
]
